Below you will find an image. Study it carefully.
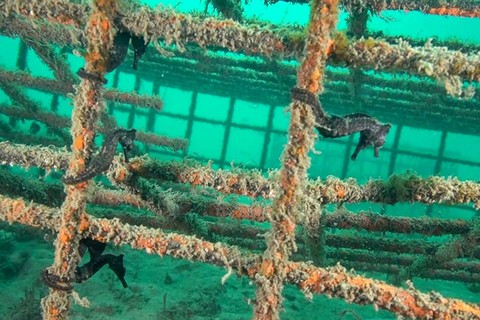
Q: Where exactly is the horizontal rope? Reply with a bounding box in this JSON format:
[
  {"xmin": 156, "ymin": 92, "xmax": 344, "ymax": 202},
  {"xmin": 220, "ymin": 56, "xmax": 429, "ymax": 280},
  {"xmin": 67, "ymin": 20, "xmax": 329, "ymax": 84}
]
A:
[{"xmin": 1, "ymin": 193, "xmax": 479, "ymax": 319}]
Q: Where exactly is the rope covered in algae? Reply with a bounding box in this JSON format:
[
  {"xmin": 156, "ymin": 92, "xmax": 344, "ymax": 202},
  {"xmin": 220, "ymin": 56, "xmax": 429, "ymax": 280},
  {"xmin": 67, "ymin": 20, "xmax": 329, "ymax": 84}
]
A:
[
  {"xmin": 1, "ymin": 142, "xmax": 480, "ymax": 210},
  {"xmin": 251, "ymin": 0, "xmax": 339, "ymax": 318},
  {"xmin": 2, "ymin": 2, "xmax": 480, "ymax": 96},
  {"xmin": 40, "ymin": 1, "xmax": 116, "ymax": 318},
  {"xmin": 1, "ymin": 194, "xmax": 480, "ymax": 320}
]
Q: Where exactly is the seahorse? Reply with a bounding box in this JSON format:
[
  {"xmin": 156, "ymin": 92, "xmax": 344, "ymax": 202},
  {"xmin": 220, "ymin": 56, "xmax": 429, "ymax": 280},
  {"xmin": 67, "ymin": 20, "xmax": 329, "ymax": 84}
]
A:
[
  {"xmin": 131, "ymin": 35, "xmax": 149, "ymax": 70},
  {"xmin": 77, "ymin": 31, "xmax": 131, "ymax": 84},
  {"xmin": 75, "ymin": 238, "xmax": 128, "ymax": 288},
  {"xmin": 62, "ymin": 128, "xmax": 136, "ymax": 184},
  {"xmin": 41, "ymin": 238, "xmax": 128, "ymax": 291},
  {"xmin": 290, "ymin": 87, "xmax": 391, "ymax": 160}
]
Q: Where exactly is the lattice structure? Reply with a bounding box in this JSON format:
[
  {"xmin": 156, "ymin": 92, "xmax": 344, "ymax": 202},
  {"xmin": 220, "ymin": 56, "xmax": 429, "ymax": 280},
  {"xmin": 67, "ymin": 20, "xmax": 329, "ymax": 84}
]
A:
[{"xmin": 0, "ymin": 0, "xmax": 480, "ymax": 319}]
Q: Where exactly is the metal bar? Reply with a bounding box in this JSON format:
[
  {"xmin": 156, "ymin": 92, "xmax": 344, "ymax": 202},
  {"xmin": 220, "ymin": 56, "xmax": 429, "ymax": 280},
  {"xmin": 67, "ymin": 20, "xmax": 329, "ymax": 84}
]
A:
[
  {"xmin": 426, "ymin": 130, "xmax": 449, "ymax": 216},
  {"xmin": 259, "ymin": 104, "xmax": 276, "ymax": 170},
  {"xmin": 219, "ymin": 97, "xmax": 236, "ymax": 168}
]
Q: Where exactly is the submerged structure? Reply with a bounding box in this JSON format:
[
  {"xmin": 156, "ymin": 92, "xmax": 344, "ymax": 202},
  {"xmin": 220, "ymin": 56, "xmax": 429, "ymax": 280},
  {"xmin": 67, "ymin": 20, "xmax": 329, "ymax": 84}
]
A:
[{"xmin": 0, "ymin": 0, "xmax": 479, "ymax": 319}]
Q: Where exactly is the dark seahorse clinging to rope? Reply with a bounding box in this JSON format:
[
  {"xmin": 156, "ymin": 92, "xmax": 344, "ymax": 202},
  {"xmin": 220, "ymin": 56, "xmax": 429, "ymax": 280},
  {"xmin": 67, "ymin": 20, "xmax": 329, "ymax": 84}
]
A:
[
  {"xmin": 291, "ymin": 87, "xmax": 391, "ymax": 160},
  {"xmin": 62, "ymin": 128, "xmax": 136, "ymax": 184},
  {"xmin": 75, "ymin": 238, "xmax": 128, "ymax": 288},
  {"xmin": 130, "ymin": 34, "xmax": 149, "ymax": 70},
  {"xmin": 41, "ymin": 238, "xmax": 128, "ymax": 292},
  {"xmin": 77, "ymin": 29, "xmax": 149, "ymax": 83}
]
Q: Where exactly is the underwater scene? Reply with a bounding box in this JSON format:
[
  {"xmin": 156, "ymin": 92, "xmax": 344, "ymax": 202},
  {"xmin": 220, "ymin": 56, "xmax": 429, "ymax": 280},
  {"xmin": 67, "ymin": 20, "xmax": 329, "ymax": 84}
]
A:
[{"xmin": 0, "ymin": 0, "xmax": 480, "ymax": 319}]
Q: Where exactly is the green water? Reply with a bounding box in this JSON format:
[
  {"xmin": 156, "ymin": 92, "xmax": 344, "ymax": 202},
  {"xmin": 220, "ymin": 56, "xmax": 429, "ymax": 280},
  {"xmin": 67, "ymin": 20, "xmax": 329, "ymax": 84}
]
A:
[{"xmin": 0, "ymin": 1, "xmax": 480, "ymax": 319}]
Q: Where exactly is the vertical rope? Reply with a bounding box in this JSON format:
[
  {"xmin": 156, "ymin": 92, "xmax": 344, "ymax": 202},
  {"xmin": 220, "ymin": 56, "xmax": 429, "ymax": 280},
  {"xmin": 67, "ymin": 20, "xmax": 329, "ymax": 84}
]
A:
[
  {"xmin": 253, "ymin": 0, "xmax": 340, "ymax": 319},
  {"xmin": 40, "ymin": 1, "xmax": 116, "ymax": 318}
]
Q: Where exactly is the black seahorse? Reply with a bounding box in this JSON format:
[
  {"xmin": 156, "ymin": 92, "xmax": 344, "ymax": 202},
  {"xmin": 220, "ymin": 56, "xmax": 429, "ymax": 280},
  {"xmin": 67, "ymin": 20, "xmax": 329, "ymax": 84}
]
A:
[
  {"xmin": 62, "ymin": 128, "xmax": 136, "ymax": 185},
  {"xmin": 77, "ymin": 30, "xmax": 149, "ymax": 83},
  {"xmin": 315, "ymin": 113, "xmax": 391, "ymax": 160},
  {"xmin": 75, "ymin": 238, "xmax": 128, "ymax": 288},
  {"xmin": 41, "ymin": 238, "xmax": 128, "ymax": 291},
  {"xmin": 77, "ymin": 31, "xmax": 131, "ymax": 84},
  {"xmin": 131, "ymin": 35, "xmax": 149, "ymax": 70},
  {"xmin": 291, "ymin": 87, "xmax": 391, "ymax": 160}
]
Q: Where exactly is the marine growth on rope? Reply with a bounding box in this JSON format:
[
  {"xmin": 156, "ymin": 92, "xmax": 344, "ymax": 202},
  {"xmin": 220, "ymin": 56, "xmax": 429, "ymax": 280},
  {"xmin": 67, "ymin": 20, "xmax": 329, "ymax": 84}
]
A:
[
  {"xmin": 77, "ymin": 31, "xmax": 149, "ymax": 83},
  {"xmin": 41, "ymin": 238, "xmax": 128, "ymax": 291},
  {"xmin": 62, "ymin": 128, "xmax": 136, "ymax": 184}
]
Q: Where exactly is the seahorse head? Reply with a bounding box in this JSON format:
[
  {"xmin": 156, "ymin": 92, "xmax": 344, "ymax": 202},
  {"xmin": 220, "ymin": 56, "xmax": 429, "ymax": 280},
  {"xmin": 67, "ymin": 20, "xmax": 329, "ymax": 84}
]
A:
[
  {"xmin": 373, "ymin": 123, "xmax": 392, "ymax": 157},
  {"xmin": 119, "ymin": 129, "xmax": 137, "ymax": 152}
]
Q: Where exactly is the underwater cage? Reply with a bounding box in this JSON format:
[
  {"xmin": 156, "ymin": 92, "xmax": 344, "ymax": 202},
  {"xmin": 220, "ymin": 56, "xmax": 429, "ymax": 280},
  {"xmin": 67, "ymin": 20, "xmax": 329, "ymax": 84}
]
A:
[{"xmin": 0, "ymin": 0, "xmax": 480, "ymax": 319}]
